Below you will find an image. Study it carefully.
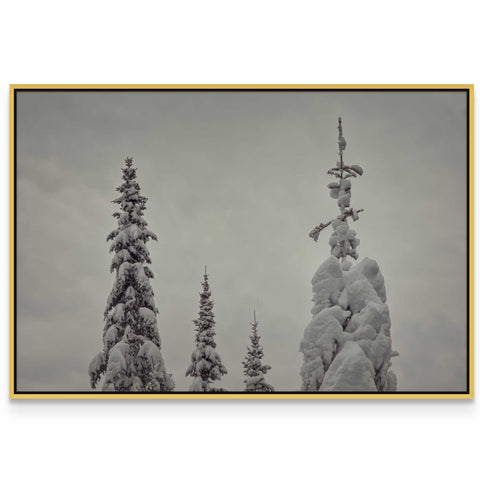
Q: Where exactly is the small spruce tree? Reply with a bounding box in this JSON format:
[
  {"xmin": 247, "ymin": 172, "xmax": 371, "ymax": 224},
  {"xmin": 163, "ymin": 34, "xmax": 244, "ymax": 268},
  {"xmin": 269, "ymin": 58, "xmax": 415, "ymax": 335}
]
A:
[
  {"xmin": 186, "ymin": 267, "xmax": 227, "ymax": 392},
  {"xmin": 242, "ymin": 311, "xmax": 274, "ymax": 392},
  {"xmin": 88, "ymin": 157, "xmax": 174, "ymax": 392}
]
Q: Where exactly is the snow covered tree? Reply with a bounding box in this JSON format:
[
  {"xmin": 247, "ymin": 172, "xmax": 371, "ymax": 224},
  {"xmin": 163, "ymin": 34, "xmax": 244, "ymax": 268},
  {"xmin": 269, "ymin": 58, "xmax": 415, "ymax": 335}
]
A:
[
  {"xmin": 88, "ymin": 157, "xmax": 174, "ymax": 392},
  {"xmin": 242, "ymin": 311, "xmax": 274, "ymax": 392},
  {"xmin": 186, "ymin": 267, "xmax": 227, "ymax": 392},
  {"xmin": 309, "ymin": 117, "xmax": 363, "ymax": 257},
  {"xmin": 300, "ymin": 119, "xmax": 398, "ymax": 392}
]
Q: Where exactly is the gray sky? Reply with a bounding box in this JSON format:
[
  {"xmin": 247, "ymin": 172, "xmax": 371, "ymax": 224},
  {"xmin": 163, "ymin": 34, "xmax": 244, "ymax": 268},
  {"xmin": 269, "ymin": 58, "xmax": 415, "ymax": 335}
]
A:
[{"xmin": 15, "ymin": 90, "xmax": 468, "ymax": 392}]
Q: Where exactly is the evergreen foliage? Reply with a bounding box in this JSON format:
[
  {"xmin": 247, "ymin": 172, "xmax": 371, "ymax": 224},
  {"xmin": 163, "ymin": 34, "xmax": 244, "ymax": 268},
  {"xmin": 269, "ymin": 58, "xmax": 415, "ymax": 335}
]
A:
[
  {"xmin": 88, "ymin": 158, "xmax": 174, "ymax": 392},
  {"xmin": 186, "ymin": 267, "xmax": 227, "ymax": 392},
  {"xmin": 242, "ymin": 311, "xmax": 274, "ymax": 392}
]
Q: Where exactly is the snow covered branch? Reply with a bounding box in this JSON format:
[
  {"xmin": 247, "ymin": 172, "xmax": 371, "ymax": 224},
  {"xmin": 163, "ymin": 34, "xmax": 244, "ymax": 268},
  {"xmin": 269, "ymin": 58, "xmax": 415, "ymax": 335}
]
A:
[
  {"xmin": 308, "ymin": 117, "xmax": 365, "ymax": 262},
  {"xmin": 309, "ymin": 208, "xmax": 364, "ymax": 242}
]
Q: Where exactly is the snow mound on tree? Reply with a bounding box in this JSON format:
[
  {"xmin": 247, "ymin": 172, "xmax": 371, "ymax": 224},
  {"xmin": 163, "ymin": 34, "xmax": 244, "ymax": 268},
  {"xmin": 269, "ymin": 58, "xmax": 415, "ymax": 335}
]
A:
[
  {"xmin": 138, "ymin": 340, "xmax": 162, "ymax": 365},
  {"xmin": 320, "ymin": 341, "xmax": 377, "ymax": 391},
  {"xmin": 300, "ymin": 256, "xmax": 397, "ymax": 392},
  {"xmin": 353, "ymin": 257, "xmax": 387, "ymax": 302},
  {"xmin": 88, "ymin": 351, "xmax": 106, "ymax": 388},
  {"xmin": 138, "ymin": 340, "xmax": 174, "ymax": 391},
  {"xmin": 311, "ymin": 256, "xmax": 345, "ymax": 315},
  {"xmin": 245, "ymin": 375, "xmax": 266, "ymax": 389},
  {"xmin": 189, "ymin": 377, "xmax": 205, "ymax": 392},
  {"xmin": 139, "ymin": 307, "xmax": 157, "ymax": 327}
]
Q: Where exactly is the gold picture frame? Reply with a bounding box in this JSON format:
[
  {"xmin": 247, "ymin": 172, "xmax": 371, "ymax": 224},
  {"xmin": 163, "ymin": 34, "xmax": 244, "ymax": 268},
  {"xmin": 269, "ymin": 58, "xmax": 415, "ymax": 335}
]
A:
[{"xmin": 10, "ymin": 85, "xmax": 474, "ymax": 399}]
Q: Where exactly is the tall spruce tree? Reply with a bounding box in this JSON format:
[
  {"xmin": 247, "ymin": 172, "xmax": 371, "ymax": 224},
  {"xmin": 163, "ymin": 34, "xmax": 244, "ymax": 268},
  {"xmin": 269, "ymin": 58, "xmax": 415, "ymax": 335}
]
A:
[
  {"xmin": 242, "ymin": 311, "xmax": 274, "ymax": 392},
  {"xmin": 186, "ymin": 267, "xmax": 227, "ymax": 392},
  {"xmin": 88, "ymin": 158, "xmax": 174, "ymax": 392},
  {"xmin": 300, "ymin": 119, "xmax": 398, "ymax": 392}
]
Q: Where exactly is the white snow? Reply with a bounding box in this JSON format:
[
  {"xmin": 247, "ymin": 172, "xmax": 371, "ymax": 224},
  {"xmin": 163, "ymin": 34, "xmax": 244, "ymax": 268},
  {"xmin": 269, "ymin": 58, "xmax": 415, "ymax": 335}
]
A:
[
  {"xmin": 104, "ymin": 325, "xmax": 118, "ymax": 348},
  {"xmin": 319, "ymin": 341, "xmax": 377, "ymax": 391},
  {"xmin": 134, "ymin": 263, "xmax": 151, "ymax": 289},
  {"xmin": 139, "ymin": 307, "xmax": 156, "ymax": 325},
  {"xmin": 138, "ymin": 340, "xmax": 162, "ymax": 365},
  {"xmin": 246, "ymin": 375, "xmax": 264, "ymax": 387},
  {"xmin": 88, "ymin": 351, "xmax": 106, "ymax": 385},
  {"xmin": 110, "ymin": 303, "xmax": 125, "ymax": 322},
  {"xmin": 329, "ymin": 219, "xmax": 359, "ymax": 261},
  {"xmin": 189, "ymin": 377, "xmax": 205, "ymax": 392},
  {"xmin": 300, "ymin": 256, "xmax": 397, "ymax": 392},
  {"xmin": 104, "ymin": 342, "xmax": 129, "ymax": 387},
  {"xmin": 352, "ymin": 257, "xmax": 387, "ymax": 302},
  {"xmin": 111, "ymin": 249, "xmax": 131, "ymax": 270},
  {"xmin": 350, "ymin": 164, "xmax": 364, "ymax": 176},
  {"xmin": 311, "ymin": 255, "xmax": 345, "ymax": 315}
]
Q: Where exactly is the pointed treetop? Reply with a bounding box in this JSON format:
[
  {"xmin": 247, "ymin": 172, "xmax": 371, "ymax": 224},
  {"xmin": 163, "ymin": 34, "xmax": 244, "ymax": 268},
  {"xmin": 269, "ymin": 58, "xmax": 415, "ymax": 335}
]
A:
[
  {"xmin": 251, "ymin": 310, "xmax": 258, "ymax": 332},
  {"xmin": 308, "ymin": 117, "xmax": 364, "ymax": 261},
  {"xmin": 203, "ymin": 265, "xmax": 209, "ymax": 287},
  {"xmin": 337, "ymin": 117, "xmax": 347, "ymax": 155},
  {"xmin": 242, "ymin": 310, "xmax": 274, "ymax": 392},
  {"xmin": 252, "ymin": 309, "xmax": 260, "ymax": 328}
]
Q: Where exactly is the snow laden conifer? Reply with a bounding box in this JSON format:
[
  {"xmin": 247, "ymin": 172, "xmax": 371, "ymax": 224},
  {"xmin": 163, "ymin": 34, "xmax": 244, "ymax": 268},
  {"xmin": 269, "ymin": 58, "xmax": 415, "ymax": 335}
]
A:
[
  {"xmin": 300, "ymin": 119, "xmax": 398, "ymax": 392},
  {"xmin": 308, "ymin": 117, "xmax": 363, "ymax": 256},
  {"xmin": 242, "ymin": 311, "xmax": 274, "ymax": 392},
  {"xmin": 88, "ymin": 158, "xmax": 174, "ymax": 392},
  {"xmin": 186, "ymin": 267, "xmax": 227, "ymax": 392}
]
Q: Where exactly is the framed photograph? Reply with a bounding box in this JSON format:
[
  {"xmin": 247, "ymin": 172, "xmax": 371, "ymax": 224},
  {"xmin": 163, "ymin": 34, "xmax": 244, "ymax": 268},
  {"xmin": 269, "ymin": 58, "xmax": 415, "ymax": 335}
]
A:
[{"xmin": 9, "ymin": 85, "xmax": 473, "ymax": 399}]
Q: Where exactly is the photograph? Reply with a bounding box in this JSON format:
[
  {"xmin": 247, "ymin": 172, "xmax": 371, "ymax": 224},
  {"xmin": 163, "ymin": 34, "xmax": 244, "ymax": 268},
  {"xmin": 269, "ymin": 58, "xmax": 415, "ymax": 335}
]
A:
[{"xmin": 9, "ymin": 85, "xmax": 473, "ymax": 398}]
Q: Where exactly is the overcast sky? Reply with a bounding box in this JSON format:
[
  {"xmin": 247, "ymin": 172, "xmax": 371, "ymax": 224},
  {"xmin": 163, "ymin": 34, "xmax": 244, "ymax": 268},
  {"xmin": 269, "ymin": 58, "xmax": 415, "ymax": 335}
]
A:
[{"xmin": 15, "ymin": 90, "xmax": 468, "ymax": 392}]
